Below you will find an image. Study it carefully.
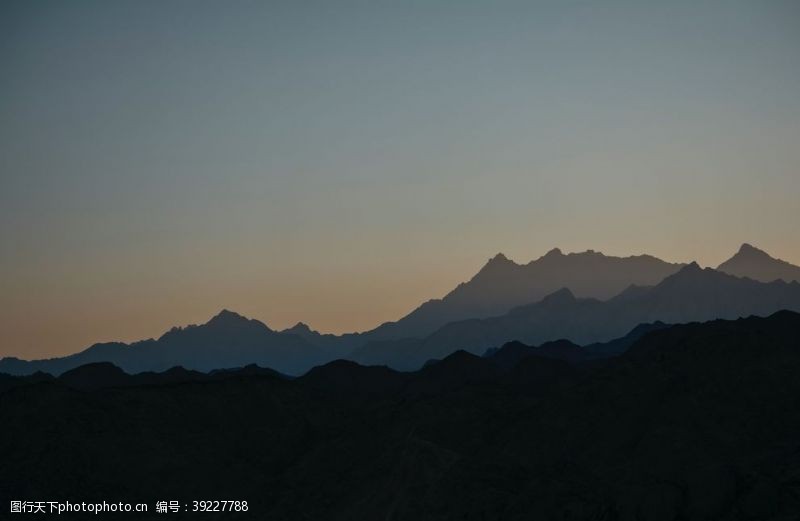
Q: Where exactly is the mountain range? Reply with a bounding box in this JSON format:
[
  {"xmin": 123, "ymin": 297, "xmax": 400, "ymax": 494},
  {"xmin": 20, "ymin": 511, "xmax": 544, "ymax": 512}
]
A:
[
  {"xmin": 353, "ymin": 248, "xmax": 684, "ymax": 341},
  {"xmin": 350, "ymin": 261, "xmax": 800, "ymax": 370},
  {"xmin": 0, "ymin": 310, "xmax": 334, "ymax": 376},
  {"xmin": 2, "ymin": 311, "xmax": 800, "ymax": 519},
  {"xmin": 2, "ymin": 243, "xmax": 799, "ymax": 376}
]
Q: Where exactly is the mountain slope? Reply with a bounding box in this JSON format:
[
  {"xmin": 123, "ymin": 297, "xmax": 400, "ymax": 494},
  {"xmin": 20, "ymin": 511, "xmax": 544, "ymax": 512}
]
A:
[
  {"xmin": 717, "ymin": 242, "xmax": 800, "ymax": 282},
  {"xmin": 351, "ymin": 264, "xmax": 800, "ymax": 370},
  {"xmin": 358, "ymin": 248, "xmax": 684, "ymax": 342}
]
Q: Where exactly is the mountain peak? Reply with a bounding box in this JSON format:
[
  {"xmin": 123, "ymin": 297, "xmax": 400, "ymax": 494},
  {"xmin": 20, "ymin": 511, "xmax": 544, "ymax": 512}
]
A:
[
  {"xmin": 736, "ymin": 243, "xmax": 770, "ymax": 258},
  {"xmin": 59, "ymin": 362, "xmax": 128, "ymax": 390},
  {"xmin": 654, "ymin": 261, "xmax": 708, "ymax": 287},
  {"xmin": 489, "ymin": 252, "xmax": 511, "ymax": 264},
  {"xmin": 206, "ymin": 309, "xmax": 265, "ymax": 330},
  {"xmin": 682, "ymin": 261, "xmax": 702, "ymax": 272},
  {"xmin": 216, "ymin": 308, "xmax": 241, "ymax": 317},
  {"xmin": 656, "ymin": 261, "xmax": 738, "ymax": 291},
  {"xmin": 284, "ymin": 322, "xmax": 314, "ymax": 335},
  {"xmin": 717, "ymin": 243, "xmax": 800, "ymax": 283},
  {"xmin": 544, "ymin": 247, "xmax": 563, "ymax": 257},
  {"xmin": 479, "ymin": 253, "xmax": 516, "ymax": 273}
]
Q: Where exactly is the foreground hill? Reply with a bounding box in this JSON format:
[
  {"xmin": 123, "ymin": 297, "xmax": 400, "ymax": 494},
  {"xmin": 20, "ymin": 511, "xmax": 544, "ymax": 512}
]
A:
[
  {"xmin": 1, "ymin": 312, "xmax": 799, "ymax": 520},
  {"xmin": 352, "ymin": 263, "xmax": 800, "ymax": 369},
  {"xmin": 717, "ymin": 242, "xmax": 800, "ymax": 282}
]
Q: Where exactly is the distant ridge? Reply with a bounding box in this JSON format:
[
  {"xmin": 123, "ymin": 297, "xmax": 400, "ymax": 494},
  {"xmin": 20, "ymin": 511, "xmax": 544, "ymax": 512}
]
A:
[
  {"xmin": 351, "ymin": 263, "xmax": 800, "ymax": 370},
  {"xmin": 358, "ymin": 247, "xmax": 684, "ymax": 342},
  {"xmin": 717, "ymin": 243, "xmax": 800, "ymax": 283},
  {"xmin": 0, "ymin": 310, "xmax": 331, "ymax": 376},
  {"xmin": 4, "ymin": 244, "xmax": 799, "ymax": 377}
]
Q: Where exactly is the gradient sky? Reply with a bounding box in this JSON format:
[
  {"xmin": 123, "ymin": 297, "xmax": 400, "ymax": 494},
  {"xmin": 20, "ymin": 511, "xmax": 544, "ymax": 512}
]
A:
[{"xmin": 1, "ymin": 0, "xmax": 799, "ymax": 358}]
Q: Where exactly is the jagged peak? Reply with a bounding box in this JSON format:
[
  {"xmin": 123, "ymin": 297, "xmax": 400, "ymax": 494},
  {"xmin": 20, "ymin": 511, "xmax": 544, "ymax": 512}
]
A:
[
  {"xmin": 211, "ymin": 308, "xmax": 246, "ymax": 320},
  {"xmin": 205, "ymin": 309, "xmax": 270, "ymax": 331},
  {"xmin": 735, "ymin": 243, "xmax": 770, "ymax": 258},
  {"xmin": 488, "ymin": 252, "xmax": 511, "ymax": 264},
  {"xmin": 664, "ymin": 261, "xmax": 709, "ymax": 280},
  {"xmin": 283, "ymin": 322, "xmax": 315, "ymax": 335},
  {"xmin": 681, "ymin": 261, "xmax": 702, "ymax": 272},
  {"xmin": 478, "ymin": 252, "xmax": 517, "ymax": 273},
  {"xmin": 657, "ymin": 261, "xmax": 734, "ymax": 288},
  {"xmin": 717, "ymin": 243, "xmax": 800, "ymax": 282}
]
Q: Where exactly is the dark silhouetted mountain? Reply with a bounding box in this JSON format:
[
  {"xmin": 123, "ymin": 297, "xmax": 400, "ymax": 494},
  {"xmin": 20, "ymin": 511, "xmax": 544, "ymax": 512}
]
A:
[
  {"xmin": 356, "ymin": 248, "xmax": 683, "ymax": 342},
  {"xmin": 503, "ymin": 352, "xmax": 579, "ymax": 394},
  {"xmin": 0, "ymin": 371, "xmax": 54, "ymax": 394},
  {"xmin": 300, "ymin": 359, "xmax": 408, "ymax": 400},
  {"xmin": 208, "ymin": 363, "xmax": 287, "ymax": 379},
  {"xmin": 483, "ymin": 341, "xmax": 535, "ymax": 370},
  {"xmin": 56, "ymin": 362, "xmax": 276, "ymax": 390},
  {"xmin": 484, "ymin": 339, "xmax": 585, "ymax": 367},
  {"xmin": 0, "ymin": 309, "xmax": 331, "ymax": 376},
  {"xmin": 58, "ymin": 362, "xmax": 130, "ymax": 390},
  {"xmin": 485, "ymin": 321, "xmax": 672, "ymax": 368},
  {"xmin": 351, "ymin": 264, "xmax": 800, "ymax": 370},
  {"xmin": 531, "ymin": 338, "xmax": 584, "ymax": 361},
  {"xmin": 717, "ymin": 242, "xmax": 800, "ymax": 282},
  {"xmin": 582, "ymin": 320, "xmax": 670, "ymax": 358},
  {"xmin": 3, "ymin": 312, "xmax": 800, "ymax": 519},
  {"xmin": 408, "ymin": 350, "xmax": 501, "ymax": 395}
]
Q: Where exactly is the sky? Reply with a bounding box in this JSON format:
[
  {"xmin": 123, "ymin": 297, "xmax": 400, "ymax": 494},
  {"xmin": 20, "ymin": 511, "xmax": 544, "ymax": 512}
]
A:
[{"xmin": 1, "ymin": 0, "xmax": 799, "ymax": 358}]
